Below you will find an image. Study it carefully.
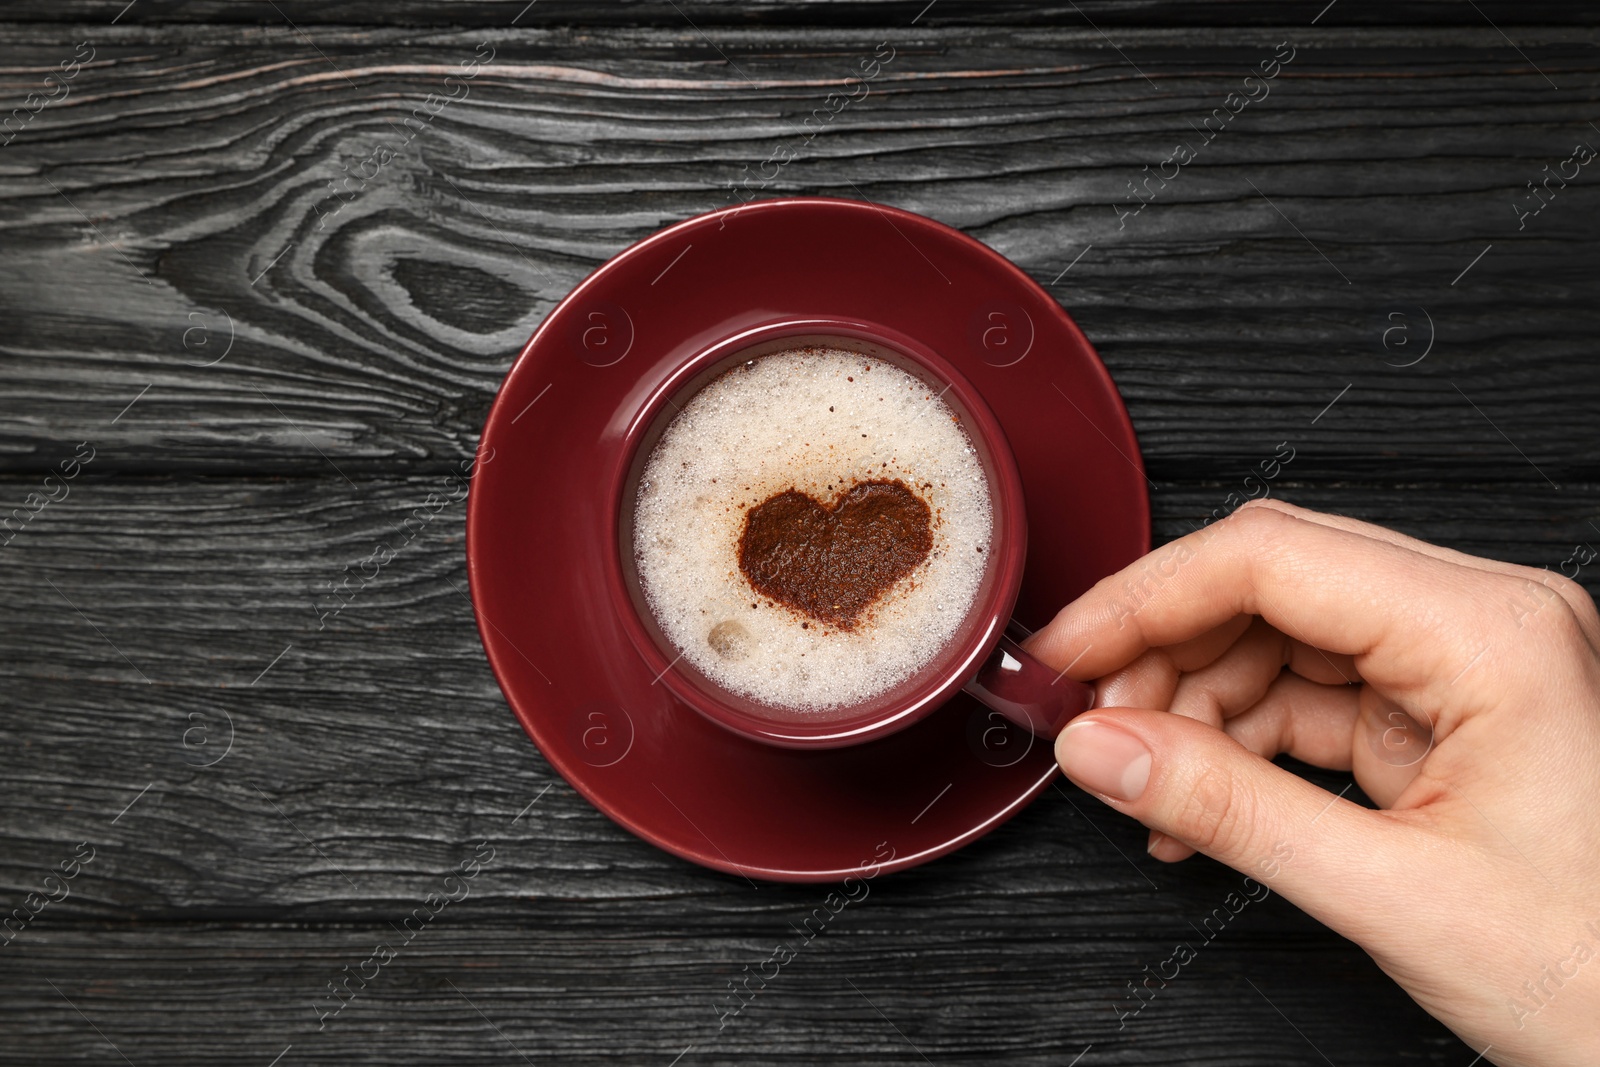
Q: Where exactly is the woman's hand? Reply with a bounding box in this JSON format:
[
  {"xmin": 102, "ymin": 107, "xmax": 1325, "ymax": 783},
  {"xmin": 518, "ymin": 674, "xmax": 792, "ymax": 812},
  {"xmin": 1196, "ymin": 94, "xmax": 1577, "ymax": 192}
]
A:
[{"xmin": 1028, "ymin": 499, "xmax": 1600, "ymax": 1067}]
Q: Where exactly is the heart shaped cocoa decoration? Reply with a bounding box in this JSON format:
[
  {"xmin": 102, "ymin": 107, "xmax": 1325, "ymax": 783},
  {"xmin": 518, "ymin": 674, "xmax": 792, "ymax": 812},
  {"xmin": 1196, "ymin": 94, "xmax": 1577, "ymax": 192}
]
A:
[{"xmin": 738, "ymin": 479, "xmax": 933, "ymax": 630}]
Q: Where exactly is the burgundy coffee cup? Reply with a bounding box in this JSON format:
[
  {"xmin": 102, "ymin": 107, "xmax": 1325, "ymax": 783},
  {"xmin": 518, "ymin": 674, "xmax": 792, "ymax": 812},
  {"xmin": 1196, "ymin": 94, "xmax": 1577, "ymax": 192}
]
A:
[{"xmin": 609, "ymin": 318, "xmax": 1095, "ymax": 749}]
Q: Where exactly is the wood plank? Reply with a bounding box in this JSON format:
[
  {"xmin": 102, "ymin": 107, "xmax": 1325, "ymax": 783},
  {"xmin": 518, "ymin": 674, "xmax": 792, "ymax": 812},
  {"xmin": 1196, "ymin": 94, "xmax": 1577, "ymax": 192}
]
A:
[
  {"xmin": 1, "ymin": 26, "xmax": 1597, "ymax": 482},
  {"xmin": 1, "ymin": 2, "xmax": 1594, "ymax": 28},
  {"xmin": 0, "ymin": 473, "xmax": 1591, "ymax": 921},
  {"xmin": 1, "ymin": 927, "xmax": 1464, "ymax": 1065}
]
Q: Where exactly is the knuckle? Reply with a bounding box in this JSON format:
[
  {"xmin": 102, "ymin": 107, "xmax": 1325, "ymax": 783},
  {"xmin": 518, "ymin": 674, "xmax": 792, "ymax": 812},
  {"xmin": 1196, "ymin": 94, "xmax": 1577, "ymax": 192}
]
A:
[
  {"xmin": 1542, "ymin": 570, "xmax": 1583, "ymax": 598},
  {"xmin": 1230, "ymin": 498, "xmax": 1277, "ymax": 523},
  {"xmin": 1169, "ymin": 764, "xmax": 1254, "ymax": 857},
  {"xmin": 1522, "ymin": 591, "xmax": 1585, "ymax": 645},
  {"xmin": 1497, "ymin": 570, "xmax": 1589, "ymax": 643},
  {"xmin": 1572, "ymin": 590, "xmax": 1600, "ymax": 638},
  {"xmin": 1233, "ymin": 497, "xmax": 1287, "ymax": 518},
  {"xmin": 1496, "ymin": 573, "xmax": 1546, "ymax": 625},
  {"xmin": 1546, "ymin": 572, "xmax": 1599, "ymax": 628},
  {"xmin": 1227, "ymin": 499, "xmax": 1295, "ymax": 546}
]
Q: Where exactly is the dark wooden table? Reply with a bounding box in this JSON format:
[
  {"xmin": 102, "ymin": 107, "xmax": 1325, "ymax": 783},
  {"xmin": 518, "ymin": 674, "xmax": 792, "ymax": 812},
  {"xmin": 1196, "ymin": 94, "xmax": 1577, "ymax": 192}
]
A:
[{"xmin": 2, "ymin": 2, "xmax": 1596, "ymax": 1063}]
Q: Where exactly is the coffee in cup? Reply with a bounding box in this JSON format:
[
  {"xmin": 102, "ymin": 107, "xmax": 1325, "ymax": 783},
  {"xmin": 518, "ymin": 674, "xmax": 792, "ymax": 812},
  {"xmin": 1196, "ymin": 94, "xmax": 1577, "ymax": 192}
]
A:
[{"xmin": 632, "ymin": 346, "xmax": 994, "ymax": 711}]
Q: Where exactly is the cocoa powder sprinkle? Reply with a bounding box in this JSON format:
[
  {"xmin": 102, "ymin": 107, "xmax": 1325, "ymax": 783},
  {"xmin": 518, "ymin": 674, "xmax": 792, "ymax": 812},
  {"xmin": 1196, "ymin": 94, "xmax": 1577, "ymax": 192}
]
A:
[{"xmin": 736, "ymin": 479, "xmax": 933, "ymax": 631}]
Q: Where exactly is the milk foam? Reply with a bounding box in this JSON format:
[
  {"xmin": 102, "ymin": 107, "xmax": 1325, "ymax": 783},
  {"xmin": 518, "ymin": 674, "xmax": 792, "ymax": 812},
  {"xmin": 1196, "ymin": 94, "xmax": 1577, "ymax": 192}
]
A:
[{"xmin": 632, "ymin": 348, "xmax": 993, "ymax": 712}]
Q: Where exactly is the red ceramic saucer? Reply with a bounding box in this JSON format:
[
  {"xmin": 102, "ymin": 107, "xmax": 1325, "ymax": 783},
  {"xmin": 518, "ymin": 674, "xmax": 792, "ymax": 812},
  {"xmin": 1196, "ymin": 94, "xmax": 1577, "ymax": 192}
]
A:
[{"xmin": 466, "ymin": 197, "xmax": 1149, "ymax": 882}]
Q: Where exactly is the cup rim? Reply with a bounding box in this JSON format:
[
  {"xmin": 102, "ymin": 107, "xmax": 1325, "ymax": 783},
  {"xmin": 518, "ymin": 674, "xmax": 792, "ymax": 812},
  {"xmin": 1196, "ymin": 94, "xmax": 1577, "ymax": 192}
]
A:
[{"xmin": 607, "ymin": 316, "xmax": 1028, "ymax": 749}]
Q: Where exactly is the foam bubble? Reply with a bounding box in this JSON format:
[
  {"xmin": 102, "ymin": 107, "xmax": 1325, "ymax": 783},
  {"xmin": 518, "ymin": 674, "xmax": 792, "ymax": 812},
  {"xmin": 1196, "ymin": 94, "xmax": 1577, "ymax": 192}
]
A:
[{"xmin": 632, "ymin": 348, "xmax": 993, "ymax": 712}]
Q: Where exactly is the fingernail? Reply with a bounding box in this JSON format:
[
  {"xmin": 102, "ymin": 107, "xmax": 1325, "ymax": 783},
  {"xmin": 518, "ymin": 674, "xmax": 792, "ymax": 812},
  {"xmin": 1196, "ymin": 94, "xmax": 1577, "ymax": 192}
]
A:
[
  {"xmin": 1056, "ymin": 720, "xmax": 1152, "ymax": 802},
  {"xmin": 1146, "ymin": 830, "xmax": 1167, "ymax": 855}
]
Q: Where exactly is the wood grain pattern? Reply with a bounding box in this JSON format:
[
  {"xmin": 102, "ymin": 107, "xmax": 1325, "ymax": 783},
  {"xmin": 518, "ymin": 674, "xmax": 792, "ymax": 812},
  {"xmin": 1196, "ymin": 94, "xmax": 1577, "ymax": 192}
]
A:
[
  {"xmin": 0, "ymin": 476, "xmax": 1590, "ymax": 917},
  {"xmin": 3, "ymin": 12, "xmax": 1597, "ymax": 1066},
  {"xmin": 1, "ymin": 26, "xmax": 1597, "ymax": 485},
  {"xmin": 2, "ymin": 928, "xmax": 1454, "ymax": 1066},
  {"xmin": 3, "ymin": 1, "xmax": 1597, "ymax": 27}
]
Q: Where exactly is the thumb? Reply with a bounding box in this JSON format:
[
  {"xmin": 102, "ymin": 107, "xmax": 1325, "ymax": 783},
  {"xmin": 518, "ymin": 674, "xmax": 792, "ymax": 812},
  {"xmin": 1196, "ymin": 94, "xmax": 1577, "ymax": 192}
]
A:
[{"xmin": 1055, "ymin": 709, "xmax": 1420, "ymax": 941}]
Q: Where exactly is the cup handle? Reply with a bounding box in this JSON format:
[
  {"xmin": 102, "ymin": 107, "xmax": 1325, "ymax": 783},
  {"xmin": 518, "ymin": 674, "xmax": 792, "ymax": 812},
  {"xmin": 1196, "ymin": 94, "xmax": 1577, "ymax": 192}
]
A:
[{"xmin": 961, "ymin": 625, "xmax": 1096, "ymax": 740}]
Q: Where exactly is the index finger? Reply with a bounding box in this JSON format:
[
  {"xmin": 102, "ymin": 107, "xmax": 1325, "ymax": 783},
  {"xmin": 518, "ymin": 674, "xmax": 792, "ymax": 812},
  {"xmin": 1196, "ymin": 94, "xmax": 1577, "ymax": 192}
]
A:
[{"xmin": 1028, "ymin": 503, "xmax": 1531, "ymax": 704}]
